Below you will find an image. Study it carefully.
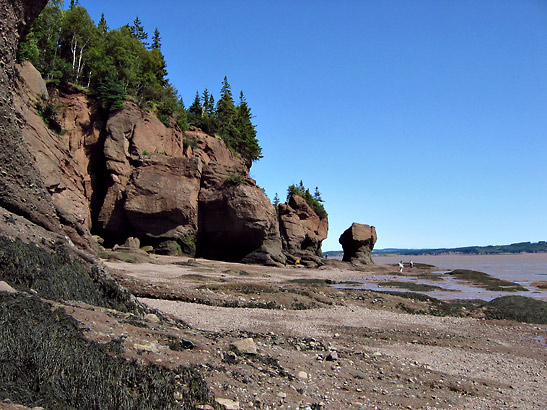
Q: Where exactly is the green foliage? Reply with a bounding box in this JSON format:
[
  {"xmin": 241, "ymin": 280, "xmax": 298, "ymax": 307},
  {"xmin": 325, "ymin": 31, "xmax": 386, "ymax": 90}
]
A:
[
  {"xmin": 287, "ymin": 181, "xmax": 327, "ymax": 219},
  {"xmin": 157, "ymin": 112, "xmax": 170, "ymax": 127},
  {"xmin": 19, "ymin": 3, "xmax": 261, "ymax": 162},
  {"xmin": 273, "ymin": 193, "xmax": 280, "ymax": 214},
  {"xmin": 35, "ymin": 94, "xmax": 62, "ymax": 132},
  {"xmin": 225, "ymin": 168, "xmax": 246, "ymax": 185},
  {"xmin": 95, "ymin": 74, "xmax": 126, "ymax": 111},
  {"xmin": 183, "ymin": 137, "xmax": 198, "ymax": 149}
]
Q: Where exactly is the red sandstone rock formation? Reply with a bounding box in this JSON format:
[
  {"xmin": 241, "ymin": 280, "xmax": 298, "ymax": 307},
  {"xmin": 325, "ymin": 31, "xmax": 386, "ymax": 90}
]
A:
[
  {"xmin": 12, "ymin": 61, "xmax": 286, "ymax": 263},
  {"xmin": 278, "ymin": 194, "xmax": 328, "ymax": 266},
  {"xmin": 339, "ymin": 222, "xmax": 377, "ymax": 265}
]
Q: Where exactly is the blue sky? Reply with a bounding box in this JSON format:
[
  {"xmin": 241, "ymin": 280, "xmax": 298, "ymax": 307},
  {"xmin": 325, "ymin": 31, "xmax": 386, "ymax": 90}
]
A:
[{"xmin": 81, "ymin": 0, "xmax": 547, "ymax": 250}]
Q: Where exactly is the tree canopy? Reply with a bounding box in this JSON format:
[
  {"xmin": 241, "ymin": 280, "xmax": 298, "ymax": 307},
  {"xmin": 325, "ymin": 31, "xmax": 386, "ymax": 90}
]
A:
[
  {"xmin": 287, "ymin": 181, "xmax": 327, "ymax": 220},
  {"xmin": 18, "ymin": 1, "xmax": 262, "ymax": 164}
]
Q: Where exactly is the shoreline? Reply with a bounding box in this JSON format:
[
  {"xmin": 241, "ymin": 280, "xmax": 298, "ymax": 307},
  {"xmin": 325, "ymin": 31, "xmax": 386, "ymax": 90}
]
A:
[{"xmin": 96, "ymin": 253, "xmax": 546, "ymax": 409}]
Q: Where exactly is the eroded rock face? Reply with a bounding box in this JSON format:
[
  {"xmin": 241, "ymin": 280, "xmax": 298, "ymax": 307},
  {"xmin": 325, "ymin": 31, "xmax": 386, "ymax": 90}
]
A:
[
  {"xmin": 339, "ymin": 222, "xmax": 377, "ymax": 265},
  {"xmin": 11, "ymin": 67, "xmax": 285, "ymax": 262},
  {"xmin": 278, "ymin": 194, "xmax": 328, "ymax": 265},
  {"xmin": 3, "ymin": 1, "xmax": 287, "ymax": 265},
  {"xmin": 0, "ymin": 0, "xmax": 60, "ymax": 235},
  {"xmin": 198, "ymin": 166, "xmax": 285, "ymax": 265},
  {"xmin": 125, "ymin": 156, "xmax": 202, "ymax": 242}
]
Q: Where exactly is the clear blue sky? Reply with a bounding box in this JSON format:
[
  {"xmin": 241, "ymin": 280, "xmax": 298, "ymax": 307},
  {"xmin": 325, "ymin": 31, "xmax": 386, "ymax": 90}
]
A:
[{"xmin": 81, "ymin": 0, "xmax": 546, "ymax": 251}]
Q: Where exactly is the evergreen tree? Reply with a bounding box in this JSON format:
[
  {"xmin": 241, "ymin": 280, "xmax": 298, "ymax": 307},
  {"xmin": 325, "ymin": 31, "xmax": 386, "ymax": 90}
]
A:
[
  {"xmin": 287, "ymin": 181, "xmax": 327, "ymax": 219},
  {"xmin": 188, "ymin": 91, "xmax": 202, "ymax": 117},
  {"xmin": 130, "ymin": 16, "xmax": 148, "ymax": 46},
  {"xmin": 314, "ymin": 187, "xmax": 323, "ymax": 202},
  {"xmin": 235, "ymin": 91, "xmax": 262, "ymax": 162},
  {"xmin": 151, "ymin": 27, "xmax": 161, "ymax": 50},
  {"xmin": 202, "ymin": 88, "xmax": 215, "ymax": 115},
  {"xmin": 216, "ymin": 76, "xmax": 238, "ymax": 146},
  {"xmin": 98, "ymin": 13, "xmax": 108, "ymax": 34}
]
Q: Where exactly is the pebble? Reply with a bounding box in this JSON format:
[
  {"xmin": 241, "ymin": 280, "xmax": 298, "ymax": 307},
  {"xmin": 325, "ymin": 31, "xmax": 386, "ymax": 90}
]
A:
[
  {"xmin": 231, "ymin": 338, "xmax": 258, "ymax": 355},
  {"xmin": 297, "ymin": 371, "xmax": 308, "ymax": 380},
  {"xmin": 215, "ymin": 398, "xmax": 240, "ymax": 410}
]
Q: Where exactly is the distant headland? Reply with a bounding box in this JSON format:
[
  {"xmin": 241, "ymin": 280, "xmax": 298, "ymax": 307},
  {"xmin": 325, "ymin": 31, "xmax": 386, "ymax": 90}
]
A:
[{"xmin": 325, "ymin": 241, "xmax": 547, "ymax": 257}]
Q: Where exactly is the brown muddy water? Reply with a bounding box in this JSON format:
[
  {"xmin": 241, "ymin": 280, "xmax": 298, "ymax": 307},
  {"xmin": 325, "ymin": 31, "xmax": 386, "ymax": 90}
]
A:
[{"xmin": 344, "ymin": 253, "xmax": 547, "ymax": 301}]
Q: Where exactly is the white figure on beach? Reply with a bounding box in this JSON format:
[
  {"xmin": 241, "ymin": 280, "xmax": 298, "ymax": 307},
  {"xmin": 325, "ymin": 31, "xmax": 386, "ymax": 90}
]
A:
[
  {"xmin": 410, "ymin": 260, "xmax": 414, "ymax": 269},
  {"xmin": 398, "ymin": 261, "xmax": 404, "ymax": 273}
]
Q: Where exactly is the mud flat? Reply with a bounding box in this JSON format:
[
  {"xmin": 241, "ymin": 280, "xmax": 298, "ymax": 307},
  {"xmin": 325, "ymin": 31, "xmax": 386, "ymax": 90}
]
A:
[{"xmin": 101, "ymin": 254, "xmax": 546, "ymax": 410}]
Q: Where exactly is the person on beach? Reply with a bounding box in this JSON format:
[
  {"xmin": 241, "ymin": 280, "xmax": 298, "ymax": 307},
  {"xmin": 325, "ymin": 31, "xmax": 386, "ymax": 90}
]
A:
[
  {"xmin": 410, "ymin": 260, "xmax": 414, "ymax": 269},
  {"xmin": 398, "ymin": 261, "xmax": 404, "ymax": 273}
]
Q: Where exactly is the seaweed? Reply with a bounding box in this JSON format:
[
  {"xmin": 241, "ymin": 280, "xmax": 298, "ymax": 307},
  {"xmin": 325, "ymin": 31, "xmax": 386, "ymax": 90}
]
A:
[
  {"xmin": 0, "ymin": 293, "xmax": 212, "ymax": 409},
  {"xmin": 377, "ymin": 281, "xmax": 444, "ymax": 292},
  {"xmin": 484, "ymin": 296, "xmax": 547, "ymax": 324},
  {"xmin": 0, "ymin": 237, "xmax": 137, "ymax": 312},
  {"xmin": 447, "ymin": 269, "xmax": 528, "ymax": 292}
]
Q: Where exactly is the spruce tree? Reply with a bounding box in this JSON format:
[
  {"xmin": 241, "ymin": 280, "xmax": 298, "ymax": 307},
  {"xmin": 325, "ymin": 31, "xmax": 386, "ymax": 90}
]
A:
[
  {"xmin": 130, "ymin": 16, "xmax": 148, "ymax": 46},
  {"xmin": 188, "ymin": 91, "xmax": 202, "ymax": 117},
  {"xmin": 98, "ymin": 13, "xmax": 108, "ymax": 34},
  {"xmin": 216, "ymin": 76, "xmax": 238, "ymax": 146},
  {"xmin": 202, "ymin": 88, "xmax": 215, "ymax": 115},
  {"xmin": 235, "ymin": 91, "xmax": 262, "ymax": 162},
  {"xmin": 151, "ymin": 27, "xmax": 161, "ymax": 50}
]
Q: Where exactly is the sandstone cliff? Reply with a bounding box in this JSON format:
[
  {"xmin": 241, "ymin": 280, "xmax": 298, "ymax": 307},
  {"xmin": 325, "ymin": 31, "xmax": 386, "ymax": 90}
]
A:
[{"xmin": 13, "ymin": 62, "xmax": 286, "ymax": 265}]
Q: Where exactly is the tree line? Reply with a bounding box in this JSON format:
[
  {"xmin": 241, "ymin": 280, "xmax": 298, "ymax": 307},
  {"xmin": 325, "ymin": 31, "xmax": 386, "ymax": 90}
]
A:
[
  {"xmin": 273, "ymin": 181, "xmax": 327, "ymax": 220},
  {"xmin": 17, "ymin": 0, "xmax": 262, "ymax": 164}
]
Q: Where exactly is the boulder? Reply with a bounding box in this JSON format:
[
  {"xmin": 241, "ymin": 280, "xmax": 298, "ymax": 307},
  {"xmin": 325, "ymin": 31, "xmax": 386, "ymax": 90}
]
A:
[
  {"xmin": 339, "ymin": 223, "xmax": 377, "ymax": 264},
  {"xmin": 278, "ymin": 194, "xmax": 328, "ymax": 265}
]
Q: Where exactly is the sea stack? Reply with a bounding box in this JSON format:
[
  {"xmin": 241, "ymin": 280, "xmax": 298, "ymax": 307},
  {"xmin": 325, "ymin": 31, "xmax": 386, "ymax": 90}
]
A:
[{"xmin": 339, "ymin": 222, "xmax": 377, "ymax": 264}]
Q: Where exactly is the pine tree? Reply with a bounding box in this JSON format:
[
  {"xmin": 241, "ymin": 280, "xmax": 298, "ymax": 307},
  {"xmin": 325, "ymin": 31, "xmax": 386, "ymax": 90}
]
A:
[
  {"xmin": 188, "ymin": 91, "xmax": 202, "ymax": 117},
  {"xmin": 314, "ymin": 187, "xmax": 323, "ymax": 202},
  {"xmin": 202, "ymin": 88, "xmax": 215, "ymax": 115}
]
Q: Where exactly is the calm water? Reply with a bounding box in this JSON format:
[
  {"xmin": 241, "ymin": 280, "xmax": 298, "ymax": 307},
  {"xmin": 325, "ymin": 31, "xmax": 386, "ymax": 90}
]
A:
[{"xmin": 344, "ymin": 253, "xmax": 547, "ymax": 301}]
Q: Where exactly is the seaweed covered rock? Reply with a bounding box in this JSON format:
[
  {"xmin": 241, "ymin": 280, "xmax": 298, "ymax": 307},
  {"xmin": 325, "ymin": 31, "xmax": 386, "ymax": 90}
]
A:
[
  {"xmin": 339, "ymin": 222, "xmax": 377, "ymax": 265},
  {"xmin": 484, "ymin": 296, "xmax": 547, "ymax": 324},
  {"xmin": 0, "ymin": 292, "xmax": 212, "ymax": 410},
  {"xmin": 0, "ymin": 236, "xmax": 138, "ymax": 312}
]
